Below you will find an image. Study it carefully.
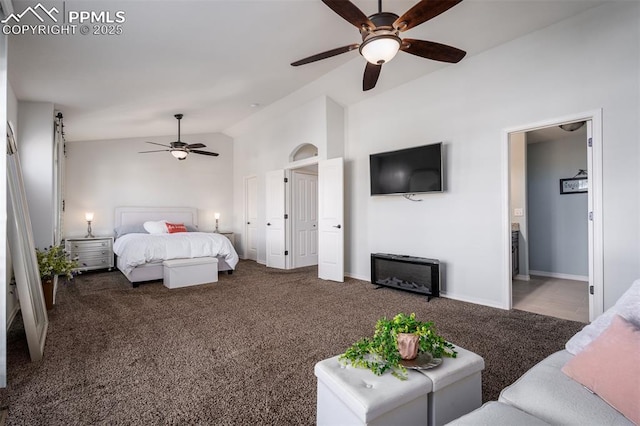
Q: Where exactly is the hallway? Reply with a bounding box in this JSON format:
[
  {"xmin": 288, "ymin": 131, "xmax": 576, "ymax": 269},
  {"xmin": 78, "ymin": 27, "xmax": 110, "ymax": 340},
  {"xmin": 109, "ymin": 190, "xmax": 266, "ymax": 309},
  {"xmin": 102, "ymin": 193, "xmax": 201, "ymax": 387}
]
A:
[{"xmin": 513, "ymin": 276, "xmax": 589, "ymax": 323}]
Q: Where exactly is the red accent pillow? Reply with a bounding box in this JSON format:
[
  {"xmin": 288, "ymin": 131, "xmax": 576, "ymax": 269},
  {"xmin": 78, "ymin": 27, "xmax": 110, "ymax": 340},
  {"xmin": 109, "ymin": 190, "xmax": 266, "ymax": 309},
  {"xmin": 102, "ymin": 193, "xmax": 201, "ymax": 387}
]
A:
[{"xmin": 165, "ymin": 222, "xmax": 187, "ymax": 234}]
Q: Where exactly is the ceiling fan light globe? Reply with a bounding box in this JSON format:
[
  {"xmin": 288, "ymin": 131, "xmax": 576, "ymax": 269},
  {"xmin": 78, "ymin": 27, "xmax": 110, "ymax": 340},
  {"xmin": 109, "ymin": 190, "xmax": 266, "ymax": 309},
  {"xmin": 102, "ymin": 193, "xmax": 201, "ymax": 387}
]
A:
[
  {"xmin": 171, "ymin": 149, "xmax": 188, "ymax": 160},
  {"xmin": 360, "ymin": 35, "xmax": 401, "ymax": 65}
]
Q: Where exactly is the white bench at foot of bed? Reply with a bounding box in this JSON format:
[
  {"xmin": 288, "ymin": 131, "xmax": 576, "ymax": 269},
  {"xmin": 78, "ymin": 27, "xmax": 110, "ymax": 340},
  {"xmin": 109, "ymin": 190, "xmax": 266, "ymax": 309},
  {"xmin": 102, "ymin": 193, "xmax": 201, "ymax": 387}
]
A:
[{"xmin": 163, "ymin": 257, "xmax": 218, "ymax": 289}]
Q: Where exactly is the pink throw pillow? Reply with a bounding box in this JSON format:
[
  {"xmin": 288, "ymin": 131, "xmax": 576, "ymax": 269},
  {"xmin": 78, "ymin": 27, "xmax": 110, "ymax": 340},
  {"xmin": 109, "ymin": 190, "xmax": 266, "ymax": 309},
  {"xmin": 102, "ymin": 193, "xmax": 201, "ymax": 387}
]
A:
[
  {"xmin": 166, "ymin": 222, "xmax": 187, "ymax": 234},
  {"xmin": 562, "ymin": 315, "xmax": 640, "ymax": 424}
]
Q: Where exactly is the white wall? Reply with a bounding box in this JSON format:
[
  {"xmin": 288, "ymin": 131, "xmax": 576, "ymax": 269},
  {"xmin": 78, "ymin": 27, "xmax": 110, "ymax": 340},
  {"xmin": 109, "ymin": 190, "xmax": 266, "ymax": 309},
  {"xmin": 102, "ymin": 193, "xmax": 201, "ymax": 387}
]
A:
[
  {"xmin": 17, "ymin": 101, "xmax": 55, "ymax": 250},
  {"xmin": 64, "ymin": 132, "xmax": 233, "ymax": 237},
  {"xmin": 229, "ymin": 2, "xmax": 639, "ymax": 310},
  {"xmin": 348, "ymin": 1, "xmax": 638, "ymax": 309},
  {"xmin": 7, "ymin": 83, "xmax": 17, "ymax": 130},
  {"xmin": 230, "ymin": 96, "xmax": 340, "ymax": 261}
]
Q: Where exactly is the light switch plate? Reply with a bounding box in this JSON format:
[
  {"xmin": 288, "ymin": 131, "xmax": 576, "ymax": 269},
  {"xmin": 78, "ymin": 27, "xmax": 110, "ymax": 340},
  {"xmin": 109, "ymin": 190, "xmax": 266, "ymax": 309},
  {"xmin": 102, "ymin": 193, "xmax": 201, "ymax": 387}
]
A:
[{"xmin": 514, "ymin": 208, "xmax": 524, "ymax": 217}]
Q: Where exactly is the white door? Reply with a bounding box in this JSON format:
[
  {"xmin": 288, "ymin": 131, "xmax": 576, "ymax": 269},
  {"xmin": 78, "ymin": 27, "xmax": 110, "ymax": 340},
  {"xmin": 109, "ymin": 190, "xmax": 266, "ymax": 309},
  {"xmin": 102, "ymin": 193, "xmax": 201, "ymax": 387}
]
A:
[
  {"xmin": 585, "ymin": 119, "xmax": 602, "ymax": 321},
  {"xmin": 265, "ymin": 169, "xmax": 286, "ymax": 269},
  {"xmin": 244, "ymin": 175, "xmax": 258, "ymax": 261},
  {"xmin": 318, "ymin": 158, "xmax": 344, "ymax": 282},
  {"xmin": 292, "ymin": 170, "xmax": 318, "ymax": 268}
]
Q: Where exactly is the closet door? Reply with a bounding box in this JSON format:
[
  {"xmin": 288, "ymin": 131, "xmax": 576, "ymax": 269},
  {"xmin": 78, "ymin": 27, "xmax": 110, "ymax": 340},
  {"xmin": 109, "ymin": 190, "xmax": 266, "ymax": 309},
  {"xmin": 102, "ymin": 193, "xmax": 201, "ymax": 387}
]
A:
[
  {"xmin": 265, "ymin": 169, "xmax": 286, "ymax": 269},
  {"xmin": 318, "ymin": 158, "xmax": 344, "ymax": 282}
]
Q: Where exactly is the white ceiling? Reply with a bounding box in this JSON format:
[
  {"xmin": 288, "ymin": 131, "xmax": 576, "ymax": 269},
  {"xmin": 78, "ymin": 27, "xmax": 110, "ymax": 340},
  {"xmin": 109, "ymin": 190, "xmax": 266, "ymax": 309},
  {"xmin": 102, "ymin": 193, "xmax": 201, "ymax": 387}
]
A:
[
  {"xmin": 527, "ymin": 122, "xmax": 587, "ymax": 144},
  {"xmin": 7, "ymin": 0, "xmax": 605, "ymax": 142}
]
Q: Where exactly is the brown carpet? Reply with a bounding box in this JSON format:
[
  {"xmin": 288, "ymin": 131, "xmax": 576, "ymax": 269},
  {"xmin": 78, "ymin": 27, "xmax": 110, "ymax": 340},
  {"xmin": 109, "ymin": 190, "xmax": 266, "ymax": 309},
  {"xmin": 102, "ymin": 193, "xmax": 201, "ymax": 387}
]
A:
[{"xmin": 2, "ymin": 260, "xmax": 584, "ymax": 425}]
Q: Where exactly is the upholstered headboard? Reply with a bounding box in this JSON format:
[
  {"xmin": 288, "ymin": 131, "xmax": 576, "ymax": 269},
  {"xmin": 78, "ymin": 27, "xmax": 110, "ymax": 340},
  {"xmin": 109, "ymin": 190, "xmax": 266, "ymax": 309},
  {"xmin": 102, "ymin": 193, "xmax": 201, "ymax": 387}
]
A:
[{"xmin": 114, "ymin": 207, "xmax": 198, "ymax": 229}]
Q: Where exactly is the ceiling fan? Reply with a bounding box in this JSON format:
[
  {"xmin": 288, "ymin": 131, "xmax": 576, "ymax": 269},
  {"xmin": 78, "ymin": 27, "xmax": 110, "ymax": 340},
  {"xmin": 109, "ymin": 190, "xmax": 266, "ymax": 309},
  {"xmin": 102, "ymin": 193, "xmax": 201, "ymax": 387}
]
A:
[
  {"xmin": 291, "ymin": 0, "xmax": 466, "ymax": 91},
  {"xmin": 139, "ymin": 114, "xmax": 219, "ymax": 160}
]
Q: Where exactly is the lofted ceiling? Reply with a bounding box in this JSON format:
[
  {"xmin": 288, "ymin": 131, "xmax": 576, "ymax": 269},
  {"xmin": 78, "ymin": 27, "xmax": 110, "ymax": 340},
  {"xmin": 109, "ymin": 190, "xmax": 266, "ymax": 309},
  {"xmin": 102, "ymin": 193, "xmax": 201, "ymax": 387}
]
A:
[{"xmin": 7, "ymin": 0, "xmax": 605, "ymax": 142}]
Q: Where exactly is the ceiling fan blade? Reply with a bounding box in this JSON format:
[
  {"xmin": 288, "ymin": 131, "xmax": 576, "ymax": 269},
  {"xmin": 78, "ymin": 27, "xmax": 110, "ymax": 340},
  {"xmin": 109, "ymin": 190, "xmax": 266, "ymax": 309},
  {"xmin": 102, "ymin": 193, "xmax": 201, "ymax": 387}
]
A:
[
  {"xmin": 363, "ymin": 62, "xmax": 382, "ymax": 91},
  {"xmin": 191, "ymin": 150, "xmax": 219, "ymax": 157},
  {"xmin": 322, "ymin": 0, "xmax": 374, "ymax": 30},
  {"xmin": 145, "ymin": 141, "xmax": 171, "ymax": 148},
  {"xmin": 291, "ymin": 44, "xmax": 359, "ymax": 66},
  {"xmin": 138, "ymin": 149, "xmax": 170, "ymax": 153},
  {"xmin": 394, "ymin": 0, "xmax": 463, "ymax": 32},
  {"xmin": 186, "ymin": 143, "xmax": 206, "ymax": 149},
  {"xmin": 401, "ymin": 38, "xmax": 466, "ymax": 63}
]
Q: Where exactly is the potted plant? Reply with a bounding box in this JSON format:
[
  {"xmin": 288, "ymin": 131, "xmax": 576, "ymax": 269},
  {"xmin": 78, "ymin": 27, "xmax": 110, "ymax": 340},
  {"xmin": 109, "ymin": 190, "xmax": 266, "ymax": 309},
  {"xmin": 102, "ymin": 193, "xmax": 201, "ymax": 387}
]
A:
[
  {"xmin": 36, "ymin": 245, "xmax": 79, "ymax": 309},
  {"xmin": 339, "ymin": 313, "xmax": 457, "ymax": 380}
]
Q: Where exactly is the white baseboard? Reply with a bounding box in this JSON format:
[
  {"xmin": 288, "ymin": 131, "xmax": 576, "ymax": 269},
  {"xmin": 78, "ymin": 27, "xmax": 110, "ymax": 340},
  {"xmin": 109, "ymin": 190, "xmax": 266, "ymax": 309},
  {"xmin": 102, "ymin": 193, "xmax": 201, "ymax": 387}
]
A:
[
  {"xmin": 514, "ymin": 274, "xmax": 530, "ymax": 281},
  {"xmin": 439, "ymin": 291, "xmax": 507, "ymax": 310},
  {"xmin": 344, "ymin": 272, "xmax": 369, "ymax": 282},
  {"xmin": 529, "ymin": 270, "xmax": 588, "ymax": 282}
]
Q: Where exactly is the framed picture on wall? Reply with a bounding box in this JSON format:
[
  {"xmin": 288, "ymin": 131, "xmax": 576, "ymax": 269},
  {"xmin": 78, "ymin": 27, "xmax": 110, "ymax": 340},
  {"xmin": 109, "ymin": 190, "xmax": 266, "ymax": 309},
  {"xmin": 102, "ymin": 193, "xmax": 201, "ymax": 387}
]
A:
[{"xmin": 560, "ymin": 177, "xmax": 588, "ymax": 194}]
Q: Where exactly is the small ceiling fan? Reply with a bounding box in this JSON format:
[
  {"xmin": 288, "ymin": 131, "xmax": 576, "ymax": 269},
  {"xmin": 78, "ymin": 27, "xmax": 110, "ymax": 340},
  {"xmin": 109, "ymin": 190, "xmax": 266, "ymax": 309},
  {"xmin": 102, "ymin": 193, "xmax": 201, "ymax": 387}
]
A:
[
  {"xmin": 139, "ymin": 114, "xmax": 219, "ymax": 161},
  {"xmin": 291, "ymin": 0, "xmax": 466, "ymax": 91}
]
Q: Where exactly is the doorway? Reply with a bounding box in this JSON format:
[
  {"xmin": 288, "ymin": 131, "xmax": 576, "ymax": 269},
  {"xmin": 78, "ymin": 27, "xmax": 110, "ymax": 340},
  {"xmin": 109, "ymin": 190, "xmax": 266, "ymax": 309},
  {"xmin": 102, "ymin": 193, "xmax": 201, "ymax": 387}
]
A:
[
  {"xmin": 289, "ymin": 166, "xmax": 318, "ymax": 269},
  {"xmin": 243, "ymin": 175, "xmax": 258, "ymax": 261},
  {"xmin": 503, "ymin": 110, "xmax": 604, "ymax": 322},
  {"xmin": 265, "ymin": 158, "xmax": 344, "ymax": 282}
]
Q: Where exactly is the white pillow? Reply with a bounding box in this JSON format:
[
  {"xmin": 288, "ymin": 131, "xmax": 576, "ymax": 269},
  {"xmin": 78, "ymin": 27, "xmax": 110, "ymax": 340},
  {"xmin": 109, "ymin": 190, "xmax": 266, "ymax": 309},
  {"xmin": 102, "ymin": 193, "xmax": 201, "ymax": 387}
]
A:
[
  {"xmin": 566, "ymin": 278, "xmax": 640, "ymax": 355},
  {"xmin": 143, "ymin": 220, "xmax": 167, "ymax": 234}
]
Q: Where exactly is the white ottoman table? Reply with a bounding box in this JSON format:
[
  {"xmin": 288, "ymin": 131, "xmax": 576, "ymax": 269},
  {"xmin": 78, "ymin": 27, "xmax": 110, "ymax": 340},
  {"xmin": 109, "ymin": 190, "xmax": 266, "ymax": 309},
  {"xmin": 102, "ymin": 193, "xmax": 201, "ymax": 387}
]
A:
[
  {"xmin": 315, "ymin": 345, "xmax": 484, "ymax": 426},
  {"xmin": 162, "ymin": 257, "xmax": 218, "ymax": 289},
  {"xmin": 315, "ymin": 355, "xmax": 433, "ymax": 426}
]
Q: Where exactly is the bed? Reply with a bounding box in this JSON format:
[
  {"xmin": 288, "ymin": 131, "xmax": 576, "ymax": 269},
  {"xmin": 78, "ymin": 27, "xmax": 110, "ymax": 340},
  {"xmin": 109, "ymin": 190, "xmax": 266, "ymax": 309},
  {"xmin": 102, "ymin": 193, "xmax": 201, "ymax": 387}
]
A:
[{"xmin": 113, "ymin": 207, "xmax": 239, "ymax": 286}]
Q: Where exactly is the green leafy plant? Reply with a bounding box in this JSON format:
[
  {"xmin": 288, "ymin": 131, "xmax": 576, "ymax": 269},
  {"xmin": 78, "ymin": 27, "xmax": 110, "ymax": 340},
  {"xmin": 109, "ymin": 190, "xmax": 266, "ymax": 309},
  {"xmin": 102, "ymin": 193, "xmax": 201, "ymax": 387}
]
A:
[
  {"xmin": 339, "ymin": 313, "xmax": 457, "ymax": 380},
  {"xmin": 36, "ymin": 245, "xmax": 79, "ymax": 281}
]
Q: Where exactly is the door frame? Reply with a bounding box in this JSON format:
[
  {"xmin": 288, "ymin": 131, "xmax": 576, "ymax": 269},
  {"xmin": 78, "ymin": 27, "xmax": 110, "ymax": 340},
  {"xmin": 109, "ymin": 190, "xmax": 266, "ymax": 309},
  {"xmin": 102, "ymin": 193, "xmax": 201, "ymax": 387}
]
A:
[{"xmin": 501, "ymin": 109, "xmax": 603, "ymax": 321}]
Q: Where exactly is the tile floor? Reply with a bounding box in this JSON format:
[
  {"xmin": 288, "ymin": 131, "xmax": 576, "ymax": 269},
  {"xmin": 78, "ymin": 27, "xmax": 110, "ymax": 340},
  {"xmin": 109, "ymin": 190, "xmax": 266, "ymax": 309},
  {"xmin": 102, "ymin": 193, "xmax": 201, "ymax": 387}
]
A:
[{"xmin": 512, "ymin": 276, "xmax": 589, "ymax": 323}]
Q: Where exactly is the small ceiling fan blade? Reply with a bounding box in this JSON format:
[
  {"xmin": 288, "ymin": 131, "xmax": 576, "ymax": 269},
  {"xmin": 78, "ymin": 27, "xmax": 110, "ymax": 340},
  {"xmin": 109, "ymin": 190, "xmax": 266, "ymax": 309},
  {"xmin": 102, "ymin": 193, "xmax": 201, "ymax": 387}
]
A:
[
  {"xmin": 186, "ymin": 143, "xmax": 206, "ymax": 149},
  {"xmin": 363, "ymin": 62, "xmax": 382, "ymax": 91},
  {"xmin": 145, "ymin": 141, "xmax": 172, "ymax": 148},
  {"xmin": 191, "ymin": 150, "xmax": 219, "ymax": 157},
  {"xmin": 322, "ymin": 0, "xmax": 374, "ymax": 30},
  {"xmin": 401, "ymin": 39, "xmax": 466, "ymax": 63},
  {"xmin": 138, "ymin": 149, "xmax": 170, "ymax": 153},
  {"xmin": 291, "ymin": 44, "xmax": 359, "ymax": 66},
  {"xmin": 394, "ymin": 0, "xmax": 463, "ymax": 32}
]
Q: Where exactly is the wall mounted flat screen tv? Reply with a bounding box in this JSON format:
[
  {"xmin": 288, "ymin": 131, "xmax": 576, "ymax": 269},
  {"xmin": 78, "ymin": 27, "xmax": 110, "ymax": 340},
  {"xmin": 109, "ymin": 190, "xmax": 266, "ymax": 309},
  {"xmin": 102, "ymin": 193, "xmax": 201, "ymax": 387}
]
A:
[{"xmin": 370, "ymin": 142, "xmax": 443, "ymax": 195}]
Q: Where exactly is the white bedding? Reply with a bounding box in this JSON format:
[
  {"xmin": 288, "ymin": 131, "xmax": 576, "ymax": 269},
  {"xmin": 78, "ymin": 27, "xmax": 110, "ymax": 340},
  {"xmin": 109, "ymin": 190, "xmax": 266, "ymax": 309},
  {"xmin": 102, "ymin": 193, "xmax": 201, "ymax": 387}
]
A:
[{"xmin": 113, "ymin": 232, "xmax": 239, "ymax": 274}]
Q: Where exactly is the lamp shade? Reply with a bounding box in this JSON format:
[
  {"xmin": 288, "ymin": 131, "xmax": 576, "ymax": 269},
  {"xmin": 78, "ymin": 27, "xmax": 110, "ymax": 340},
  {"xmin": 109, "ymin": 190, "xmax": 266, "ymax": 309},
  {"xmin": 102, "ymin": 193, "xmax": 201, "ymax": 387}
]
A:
[
  {"xmin": 360, "ymin": 34, "xmax": 401, "ymax": 65},
  {"xmin": 214, "ymin": 212, "xmax": 221, "ymax": 220},
  {"xmin": 85, "ymin": 212, "xmax": 94, "ymax": 221},
  {"xmin": 171, "ymin": 149, "xmax": 188, "ymax": 160}
]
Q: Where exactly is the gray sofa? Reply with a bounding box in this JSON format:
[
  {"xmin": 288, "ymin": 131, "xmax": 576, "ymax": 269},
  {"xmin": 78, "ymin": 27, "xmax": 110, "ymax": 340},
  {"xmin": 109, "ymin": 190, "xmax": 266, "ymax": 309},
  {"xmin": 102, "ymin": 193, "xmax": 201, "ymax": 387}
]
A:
[
  {"xmin": 448, "ymin": 349, "xmax": 633, "ymax": 425},
  {"xmin": 448, "ymin": 279, "xmax": 640, "ymax": 426}
]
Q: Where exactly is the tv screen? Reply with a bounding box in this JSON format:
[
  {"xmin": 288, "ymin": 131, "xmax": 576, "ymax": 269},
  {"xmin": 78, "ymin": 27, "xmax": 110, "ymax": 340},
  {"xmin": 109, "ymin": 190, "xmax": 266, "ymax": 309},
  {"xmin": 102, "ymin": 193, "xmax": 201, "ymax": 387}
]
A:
[{"xmin": 370, "ymin": 142, "xmax": 443, "ymax": 195}]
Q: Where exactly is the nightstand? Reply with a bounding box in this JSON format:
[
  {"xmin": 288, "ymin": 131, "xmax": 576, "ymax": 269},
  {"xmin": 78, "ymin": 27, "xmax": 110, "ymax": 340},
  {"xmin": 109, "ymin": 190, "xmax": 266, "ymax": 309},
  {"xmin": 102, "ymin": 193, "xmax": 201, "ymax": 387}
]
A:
[
  {"xmin": 218, "ymin": 232, "xmax": 235, "ymax": 247},
  {"xmin": 65, "ymin": 236, "xmax": 114, "ymax": 272}
]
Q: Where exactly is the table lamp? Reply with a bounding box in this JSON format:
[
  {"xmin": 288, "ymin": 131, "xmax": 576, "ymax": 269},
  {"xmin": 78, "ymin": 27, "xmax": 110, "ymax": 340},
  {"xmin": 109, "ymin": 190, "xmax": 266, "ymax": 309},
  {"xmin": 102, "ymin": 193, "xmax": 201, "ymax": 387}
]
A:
[
  {"xmin": 85, "ymin": 212, "xmax": 95, "ymax": 238},
  {"xmin": 214, "ymin": 212, "xmax": 220, "ymax": 233}
]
